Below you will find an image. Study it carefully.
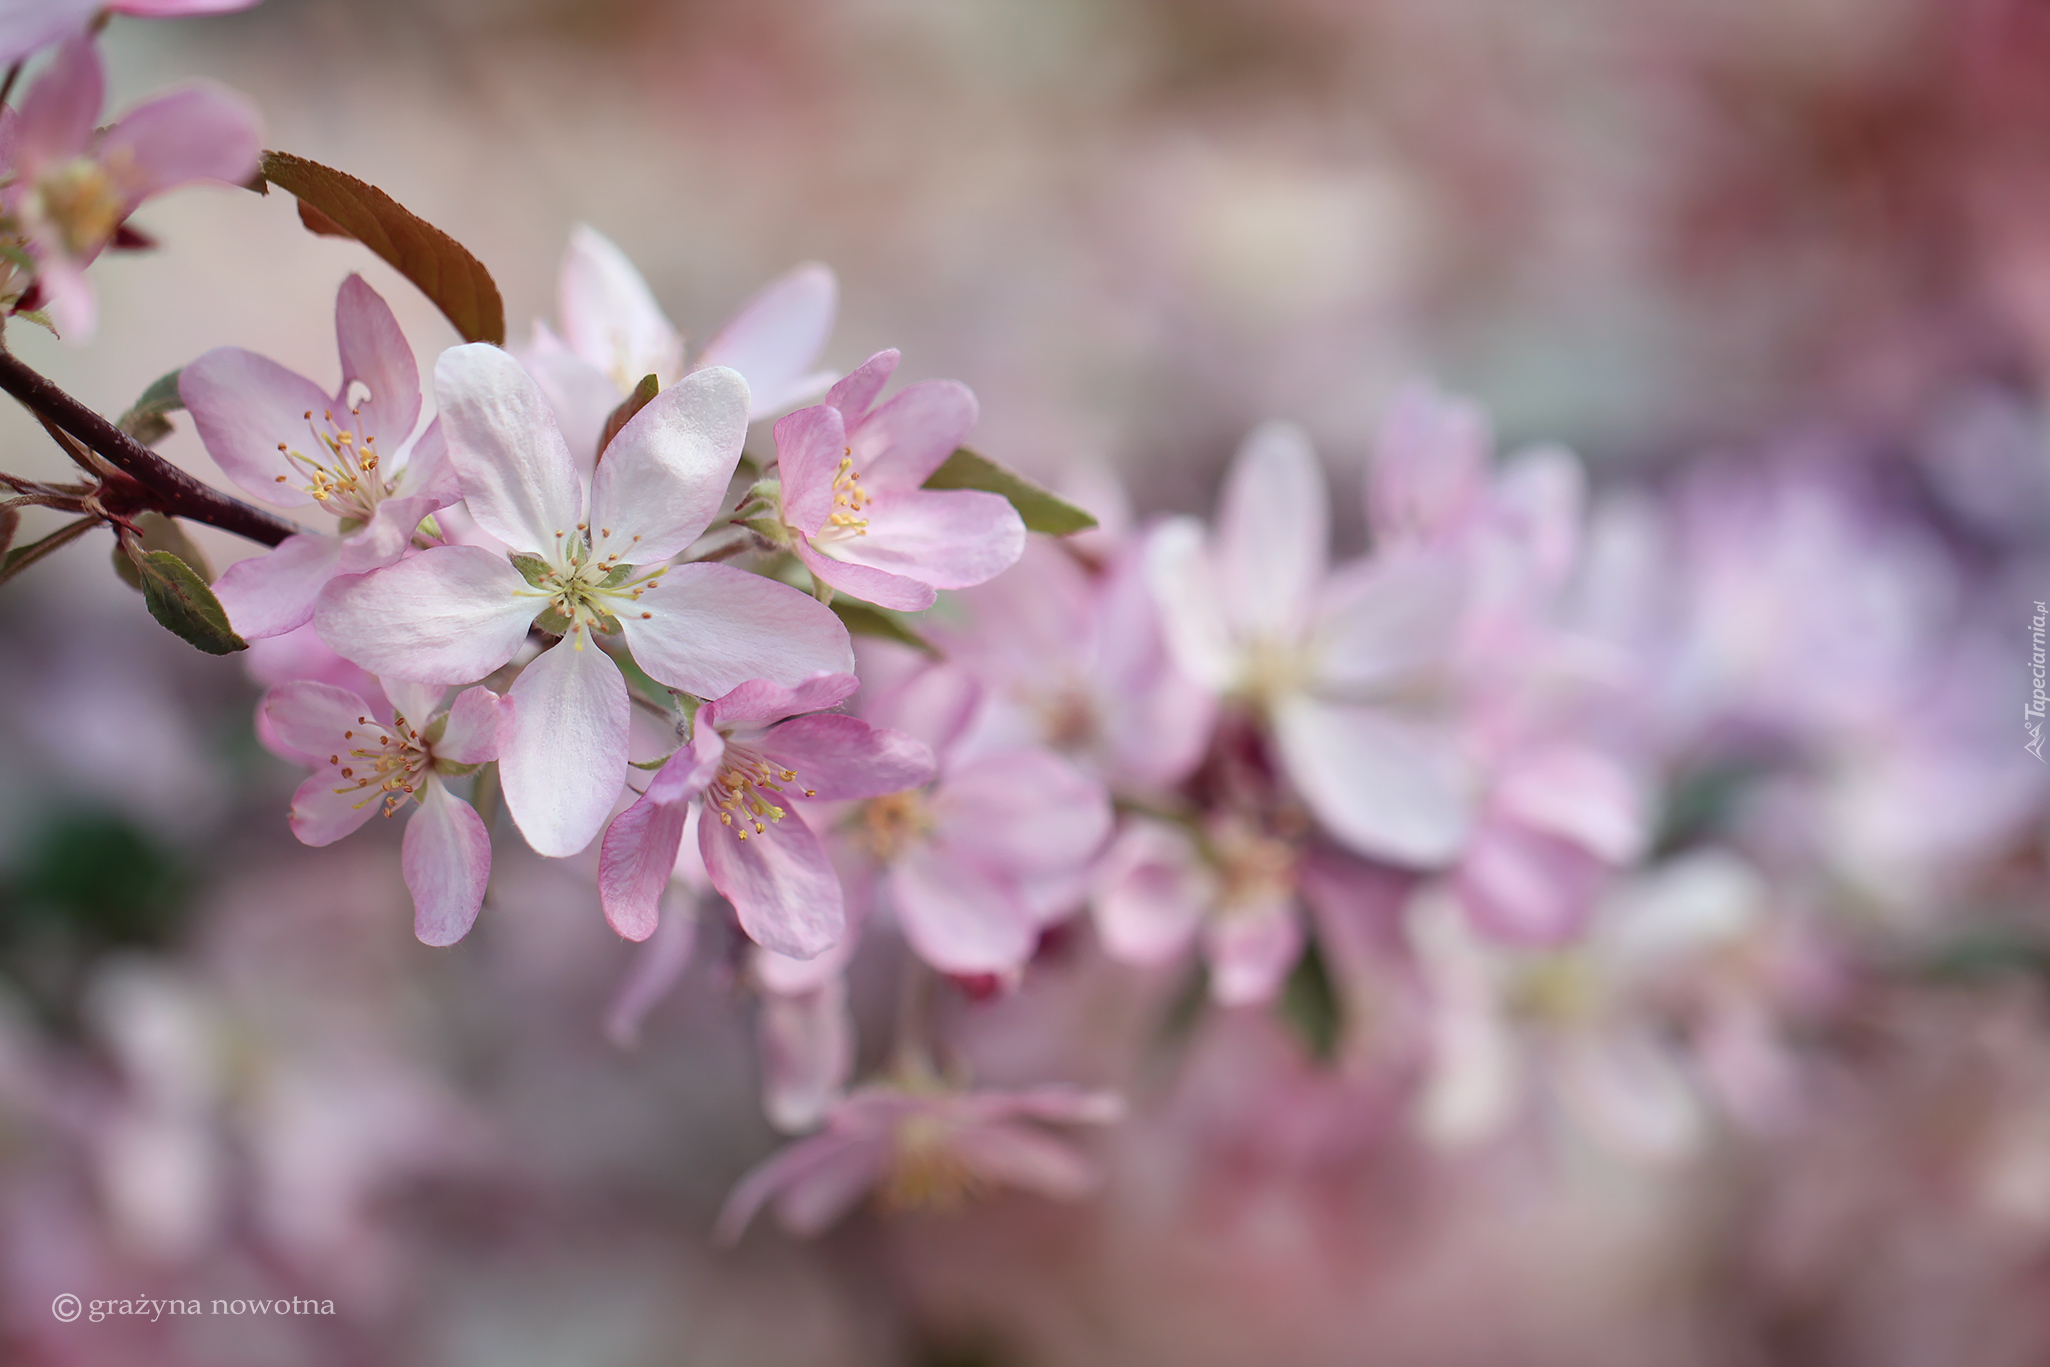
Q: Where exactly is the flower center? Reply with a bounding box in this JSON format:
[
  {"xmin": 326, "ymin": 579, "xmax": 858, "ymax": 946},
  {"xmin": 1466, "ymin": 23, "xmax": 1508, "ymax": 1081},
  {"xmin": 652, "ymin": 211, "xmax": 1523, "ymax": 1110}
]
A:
[
  {"xmin": 709, "ymin": 745, "xmax": 813, "ymax": 840},
  {"xmin": 813, "ymin": 453, "xmax": 872, "ymax": 545},
  {"xmin": 36, "ymin": 158, "xmax": 125, "ymax": 257},
  {"xmin": 880, "ymin": 1116, "xmax": 982, "ymax": 1211},
  {"xmin": 1209, "ymin": 819, "xmax": 1298, "ymax": 912},
  {"xmin": 519, "ymin": 535, "xmax": 666, "ymax": 636},
  {"xmin": 859, "ymin": 791, "xmax": 933, "ymax": 862},
  {"xmin": 274, "ymin": 407, "xmax": 395, "ymax": 523},
  {"xmin": 1239, "ymin": 635, "xmax": 1312, "ymax": 709},
  {"xmin": 327, "ymin": 711, "xmax": 431, "ymax": 818}
]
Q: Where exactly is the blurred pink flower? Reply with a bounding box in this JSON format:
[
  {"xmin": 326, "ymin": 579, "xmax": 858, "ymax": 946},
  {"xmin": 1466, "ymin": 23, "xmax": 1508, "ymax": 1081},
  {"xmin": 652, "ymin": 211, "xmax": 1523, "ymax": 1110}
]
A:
[
  {"xmin": 188, "ymin": 275, "xmax": 458, "ymax": 639},
  {"xmin": 1149, "ymin": 421, "xmax": 1473, "ymax": 865},
  {"xmin": 0, "ymin": 0, "xmax": 264, "ymax": 70},
  {"xmin": 0, "ymin": 35, "xmax": 259, "ymax": 338},
  {"xmin": 262, "ymin": 677, "xmax": 508, "ymax": 945},
  {"xmin": 598, "ymin": 673, "xmax": 934, "ymax": 957},
  {"xmin": 767, "ymin": 349, "xmax": 1024, "ymax": 611},
  {"xmin": 522, "ymin": 224, "xmax": 837, "ymax": 461},
  {"xmin": 716, "ymin": 1082, "xmax": 1123, "ymax": 1242},
  {"xmin": 315, "ymin": 344, "xmax": 852, "ymax": 858}
]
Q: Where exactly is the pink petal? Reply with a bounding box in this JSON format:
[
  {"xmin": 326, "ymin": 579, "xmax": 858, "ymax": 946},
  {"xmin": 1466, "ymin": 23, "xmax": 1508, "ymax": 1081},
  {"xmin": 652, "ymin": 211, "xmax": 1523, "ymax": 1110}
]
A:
[
  {"xmin": 393, "ymin": 417, "xmax": 460, "ymax": 505},
  {"xmin": 403, "ymin": 780, "xmax": 491, "ymax": 946},
  {"xmin": 17, "ymin": 35, "xmax": 99, "ymax": 168},
  {"xmin": 695, "ymin": 261, "xmax": 838, "ymax": 419},
  {"xmin": 100, "ymin": 82, "xmax": 261, "ymax": 203},
  {"xmin": 1494, "ymin": 746, "xmax": 1645, "ymax": 864},
  {"xmin": 1368, "ymin": 381, "xmax": 1490, "ymax": 544},
  {"xmin": 758, "ymin": 976, "xmax": 852, "ymax": 1133},
  {"xmin": 857, "ymin": 654, "xmax": 984, "ymax": 758},
  {"xmin": 849, "ymin": 379, "xmax": 977, "ymax": 490},
  {"xmin": 0, "ymin": 2, "xmax": 91, "ymax": 69},
  {"xmin": 813, "ymin": 487, "xmax": 1025, "ymax": 593},
  {"xmin": 1493, "ymin": 446, "xmax": 1585, "ymax": 592},
  {"xmin": 1202, "ymin": 899, "xmax": 1303, "ymax": 1006},
  {"xmin": 1312, "ymin": 551, "xmax": 1466, "ymax": 692},
  {"xmin": 600, "ymin": 726, "xmax": 728, "ymax": 943},
  {"xmin": 519, "ymin": 332, "xmax": 620, "ymax": 472},
  {"xmin": 331, "ymin": 274, "xmax": 421, "ymax": 455},
  {"xmin": 771, "ymin": 403, "xmax": 848, "ymax": 537},
  {"xmin": 1217, "ymin": 420, "xmax": 1327, "ymax": 645},
  {"xmin": 501, "ymin": 630, "xmax": 629, "ymax": 858},
  {"xmin": 962, "ymin": 1086, "xmax": 1126, "ymax": 1127},
  {"xmin": 1271, "ymin": 696, "xmax": 1472, "ymax": 866},
  {"xmin": 604, "ymin": 897, "xmax": 698, "ymax": 1048},
  {"xmin": 180, "ymin": 347, "xmax": 335, "ymax": 507},
  {"xmin": 715, "ymin": 1131, "xmax": 885, "ymax": 1244},
  {"xmin": 111, "ymin": 0, "xmax": 263, "ymax": 13},
  {"xmin": 587, "ymin": 365, "xmax": 749, "ymax": 564},
  {"xmin": 262, "ymin": 680, "xmax": 373, "ymax": 762},
  {"xmin": 433, "ymin": 344, "xmax": 583, "ymax": 555},
  {"xmin": 29, "ymin": 246, "xmax": 93, "ymax": 342},
  {"xmin": 702, "ymin": 674, "xmax": 859, "ymax": 730},
  {"xmin": 699, "ymin": 808, "xmax": 845, "ymax": 959},
  {"xmin": 313, "ymin": 545, "xmax": 538, "ymax": 684},
  {"xmin": 1096, "ymin": 540, "xmax": 1217, "ymax": 789},
  {"xmin": 1144, "ymin": 518, "xmax": 1236, "ymax": 693},
  {"xmin": 889, "ymin": 847, "xmax": 1036, "ymax": 974},
  {"xmin": 932, "ymin": 749, "xmax": 1111, "ymax": 878},
  {"xmin": 794, "ymin": 537, "xmax": 935, "ymax": 612},
  {"xmin": 948, "ymin": 1122, "xmax": 1100, "ymax": 1200},
  {"xmin": 286, "ymin": 766, "xmax": 381, "ymax": 847},
  {"xmin": 383, "ymin": 678, "xmax": 446, "ymax": 733},
  {"xmin": 1090, "ymin": 820, "xmax": 1207, "ymax": 966},
  {"xmin": 760, "ymin": 715, "xmax": 934, "ymax": 801},
  {"xmin": 435, "ymin": 685, "xmax": 510, "ymax": 764},
  {"xmin": 214, "ymin": 533, "xmax": 347, "ymax": 640},
  {"xmin": 621, "ymin": 563, "xmax": 853, "ymax": 699},
  {"xmin": 824, "ymin": 349, "xmax": 899, "ymax": 423},
  {"xmin": 559, "ymin": 224, "xmax": 684, "ymax": 386},
  {"xmin": 1454, "ymin": 817, "xmax": 1607, "ymax": 947}
]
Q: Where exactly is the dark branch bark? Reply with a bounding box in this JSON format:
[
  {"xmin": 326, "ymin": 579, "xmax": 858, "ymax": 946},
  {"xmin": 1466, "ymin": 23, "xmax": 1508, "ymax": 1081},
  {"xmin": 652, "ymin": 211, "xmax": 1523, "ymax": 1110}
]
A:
[{"xmin": 0, "ymin": 347, "xmax": 303, "ymax": 547}]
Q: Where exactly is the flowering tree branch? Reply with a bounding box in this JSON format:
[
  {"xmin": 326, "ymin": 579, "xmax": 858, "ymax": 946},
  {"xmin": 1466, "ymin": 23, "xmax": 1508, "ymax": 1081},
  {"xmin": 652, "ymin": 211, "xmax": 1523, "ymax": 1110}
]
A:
[{"xmin": 0, "ymin": 346, "xmax": 300, "ymax": 547}]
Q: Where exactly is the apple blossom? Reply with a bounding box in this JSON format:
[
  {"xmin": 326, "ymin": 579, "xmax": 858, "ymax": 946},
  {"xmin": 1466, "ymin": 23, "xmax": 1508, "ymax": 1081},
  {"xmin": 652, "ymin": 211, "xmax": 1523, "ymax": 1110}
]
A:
[
  {"xmin": 760, "ymin": 350, "xmax": 1025, "ymax": 611},
  {"xmin": 0, "ymin": 0, "xmax": 265, "ymax": 69},
  {"xmin": 0, "ymin": 35, "xmax": 260, "ymax": 339},
  {"xmin": 314, "ymin": 344, "xmax": 854, "ymax": 859},
  {"xmin": 186, "ymin": 275, "xmax": 457, "ymax": 640},
  {"xmin": 262, "ymin": 677, "xmax": 509, "ymax": 946}
]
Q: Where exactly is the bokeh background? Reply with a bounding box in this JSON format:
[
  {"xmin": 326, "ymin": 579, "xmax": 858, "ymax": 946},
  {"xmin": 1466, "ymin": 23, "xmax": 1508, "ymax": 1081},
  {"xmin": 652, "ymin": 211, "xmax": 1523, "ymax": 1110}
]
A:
[{"xmin": 4, "ymin": 0, "xmax": 2050, "ymax": 1363}]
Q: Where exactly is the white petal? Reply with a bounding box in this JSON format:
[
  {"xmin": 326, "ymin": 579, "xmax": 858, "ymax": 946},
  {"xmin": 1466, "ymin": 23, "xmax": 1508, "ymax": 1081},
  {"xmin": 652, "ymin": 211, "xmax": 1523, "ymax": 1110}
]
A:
[
  {"xmin": 1273, "ymin": 696, "xmax": 1473, "ymax": 865},
  {"xmin": 434, "ymin": 343, "xmax": 584, "ymax": 556},
  {"xmin": 500, "ymin": 631, "xmax": 630, "ymax": 858},
  {"xmin": 402, "ymin": 780, "xmax": 491, "ymax": 946},
  {"xmin": 1217, "ymin": 420, "xmax": 1327, "ymax": 644},
  {"xmin": 1311, "ymin": 551, "xmax": 1466, "ymax": 695},
  {"xmin": 559, "ymin": 224, "xmax": 684, "ymax": 387},
  {"xmin": 587, "ymin": 365, "xmax": 749, "ymax": 564},
  {"xmin": 695, "ymin": 261, "xmax": 838, "ymax": 419},
  {"xmin": 621, "ymin": 564, "xmax": 853, "ymax": 699},
  {"xmin": 313, "ymin": 545, "xmax": 539, "ymax": 684},
  {"xmin": 1144, "ymin": 518, "xmax": 1236, "ymax": 693}
]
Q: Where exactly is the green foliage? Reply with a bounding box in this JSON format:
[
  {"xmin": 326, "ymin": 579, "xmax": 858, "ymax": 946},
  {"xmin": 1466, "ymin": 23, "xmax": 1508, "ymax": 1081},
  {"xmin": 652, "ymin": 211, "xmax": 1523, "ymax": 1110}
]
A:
[
  {"xmin": 1277, "ymin": 936, "xmax": 1342, "ymax": 1063},
  {"xmin": 255, "ymin": 150, "xmax": 507, "ymax": 346},
  {"xmin": 0, "ymin": 515, "xmax": 98, "ymax": 586},
  {"xmin": 111, "ymin": 512, "xmax": 212, "ymax": 590},
  {"xmin": 922, "ymin": 447, "xmax": 1099, "ymax": 536},
  {"xmin": 127, "ymin": 546, "xmax": 247, "ymax": 655},
  {"xmin": 116, "ymin": 369, "xmax": 185, "ymax": 447}
]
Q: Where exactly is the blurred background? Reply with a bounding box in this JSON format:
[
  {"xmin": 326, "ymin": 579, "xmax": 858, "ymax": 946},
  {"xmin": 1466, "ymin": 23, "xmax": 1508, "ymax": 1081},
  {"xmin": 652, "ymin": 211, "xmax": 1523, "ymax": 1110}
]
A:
[{"xmin": 3, "ymin": 0, "xmax": 2050, "ymax": 1363}]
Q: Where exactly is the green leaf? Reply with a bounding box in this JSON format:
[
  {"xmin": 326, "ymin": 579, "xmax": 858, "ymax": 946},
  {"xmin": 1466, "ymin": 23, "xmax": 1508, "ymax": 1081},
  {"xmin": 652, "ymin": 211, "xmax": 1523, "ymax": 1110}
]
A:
[
  {"xmin": 1277, "ymin": 938, "xmax": 1341, "ymax": 1064},
  {"xmin": 830, "ymin": 598, "xmax": 942, "ymax": 658},
  {"xmin": 597, "ymin": 373, "xmax": 660, "ymax": 465},
  {"xmin": 0, "ymin": 515, "xmax": 100, "ymax": 586},
  {"xmin": 116, "ymin": 369, "xmax": 185, "ymax": 447},
  {"xmin": 922, "ymin": 447, "xmax": 1098, "ymax": 536},
  {"xmin": 132, "ymin": 549, "xmax": 247, "ymax": 655},
  {"xmin": 254, "ymin": 150, "xmax": 507, "ymax": 346},
  {"xmin": 112, "ymin": 512, "xmax": 212, "ymax": 591}
]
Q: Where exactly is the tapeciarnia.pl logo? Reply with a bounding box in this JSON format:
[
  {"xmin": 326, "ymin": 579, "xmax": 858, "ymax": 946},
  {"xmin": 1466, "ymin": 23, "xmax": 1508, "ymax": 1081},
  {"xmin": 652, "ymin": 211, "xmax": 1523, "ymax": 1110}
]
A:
[{"xmin": 2028, "ymin": 600, "xmax": 2047, "ymax": 762}]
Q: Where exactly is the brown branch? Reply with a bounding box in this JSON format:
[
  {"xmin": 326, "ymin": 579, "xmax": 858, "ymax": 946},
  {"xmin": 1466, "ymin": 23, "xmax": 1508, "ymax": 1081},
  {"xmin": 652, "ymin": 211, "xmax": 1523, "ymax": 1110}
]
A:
[{"xmin": 0, "ymin": 347, "xmax": 303, "ymax": 547}]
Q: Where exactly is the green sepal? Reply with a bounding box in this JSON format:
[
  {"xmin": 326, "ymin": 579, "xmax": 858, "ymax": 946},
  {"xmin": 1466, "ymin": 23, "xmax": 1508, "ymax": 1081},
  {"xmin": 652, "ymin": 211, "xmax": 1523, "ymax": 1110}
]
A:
[
  {"xmin": 532, "ymin": 605, "xmax": 574, "ymax": 636},
  {"xmin": 431, "ymin": 758, "xmax": 483, "ymax": 779},
  {"xmin": 598, "ymin": 563, "xmax": 636, "ymax": 589},
  {"xmin": 509, "ymin": 553, "xmax": 555, "ymax": 588}
]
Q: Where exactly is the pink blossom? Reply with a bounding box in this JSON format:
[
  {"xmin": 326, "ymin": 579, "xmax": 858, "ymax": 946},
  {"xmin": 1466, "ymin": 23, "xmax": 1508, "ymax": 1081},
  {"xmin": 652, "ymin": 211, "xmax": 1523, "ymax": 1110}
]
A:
[
  {"xmin": 753, "ymin": 938, "xmax": 858, "ymax": 1133},
  {"xmin": 765, "ymin": 350, "xmax": 1025, "ymax": 611},
  {"xmin": 842, "ymin": 650, "xmax": 1114, "ymax": 974},
  {"xmin": 0, "ymin": 0, "xmax": 264, "ymax": 69},
  {"xmin": 315, "ymin": 344, "xmax": 853, "ymax": 859},
  {"xmin": 186, "ymin": 275, "xmax": 458, "ymax": 640},
  {"xmin": 521, "ymin": 224, "xmax": 838, "ymax": 462},
  {"xmin": 598, "ymin": 673, "xmax": 934, "ymax": 957},
  {"xmin": 0, "ymin": 35, "xmax": 260, "ymax": 338},
  {"xmin": 1149, "ymin": 420, "xmax": 1473, "ymax": 865},
  {"xmin": 261, "ymin": 677, "xmax": 509, "ymax": 946},
  {"xmin": 716, "ymin": 1083, "xmax": 1124, "ymax": 1242}
]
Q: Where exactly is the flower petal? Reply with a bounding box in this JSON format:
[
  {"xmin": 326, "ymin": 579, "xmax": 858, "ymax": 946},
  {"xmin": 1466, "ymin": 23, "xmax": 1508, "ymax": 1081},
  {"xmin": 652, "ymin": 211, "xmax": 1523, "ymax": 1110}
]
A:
[
  {"xmin": 931, "ymin": 749, "xmax": 1112, "ymax": 878},
  {"xmin": 392, "ymin": 418, "xmax": 459, "ymax": 505},
  {"xmin": 813, "ymin": 487, "xmax": 1025, "ymax": 593},
  {"xmin": 434, "ymin": 343, "xmax": 583, "ymax": 555},
  {"xmin": 100, "ymin": 81, "xmax": 260, "ymax": 204},
  {"xmin": 947, "ymin": 1122, "xmax": 1100, "ymax": 1200},
  {"xmin": 621, "ymin": 563, "xmax": 853, "ymax": 698},
  {"xmin": 850, "ymin": 379, "xmax": 977, "ymax": 490},
  {"xmin": 403, "ymin": 780, "xmax": 492, "ymax": 946},
  {"xmin": 702, "ymin": 674, "xmax": 859, "ymax": 730},
  {"xmin": 824, "ymin": 349, "xmax": 899, "ymax": 423},
  {"xmin": 794, "ymin": 537, "xmax": 935, "ymax": 612},
  {"xmin": 1272, "ymin": 696, "xmax": 1472, "ymax": 866},
  {"xmin": 587, "ymin": 364, "xmax": 749, "ymax": 564},
  {"xmin": 715, "ymin": 1132, "xmax": 884, "ymax": 1244},
  {"xmin": 1144, "ymin": 518, "xmax": 1235, "ymax": 693},
  {"xmin": 604, "ymin": 897, "xmax": 698, "ymax": 1048},
  {"xmin": 501, "ymin": 630, "xmax": 629, "ymax": 858},
  {"xmin": 559, "ymin": 224, "xmax": 684, "ymax": 387},
  {"xmin": 332, "ymin": 274, "xmax": 421, "ymax": 454},
  {"xmin": 519, "ymin": 328, "xmax": 620, "ymax": 473},
  {"xmin": 758, "ymin": 975, "xmax": 853, "ymax": 1133},
  {"xmin": 1311, "ymin": 550, "xmax": 1466, "ymax": 694},
  {"xmin": 1091, "ymin": 819, "xmax": 1207, "ymax": 966},
  {"xmin": 700, "ymin": 808, "xmax": 845, "ymax": 959},
  {"xmin": 16, "ymin": 35, "xmax": 99, "ymax": 168},
  {"xmin": 597, "ymin": 731, "xmax": 722, "ymax": 941},
  {"xmin": 435, "ymin": 684, "xmax": 510, "ymax": 764},
  {"xmin": 286, "ymin": 766, "xmax": 382, "ymax": 847},
  {"xmin": 1494, "ymin": 746, "xmax": 1645, "ymax": 864},
  {"xmin": 889, "ymin": 847, "xmax": 1036, "ymax": 974},
  {"xmin": 771, "ymin": 402, "xmax": 848, "ymax": 537},
  {"xmin": 262, "ymin": 680, "xmax": 375, "ymax": 763},
  {"xmin": 214, "ymin": 533, "xmax": 348, "ymax": 640},
  {"xmin": 1216, "ymin": 420, "xmax": 1327, "ymax": 645},
  {"xmin": 1202, "ymin": 899, "xmax": 1303, "ymax": 1006},
  {"xmin": 759, "ymin": 715, "xmax": 935, "ymax": 800},
  {"xmin": 313, "ymin": 544, "xmax": 539, "ymax": 684},
  {"xmin": 0, "ymin": 2, "xmax": 91, "ymax": 71},
  {"xmin": 695, "ymin": 261, "xmax": 838, "ymax": 419},
  {"xmin": 1367, "ymin": 380, "xmax": 1489, "ymax": 545},
  {"xmin": 1454, "ymin": 816, "xmax": 1608, "ymax": 947},
  {"xmin": 180, "ymin": 347, "xmax": 336, "ymax": 507}
]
